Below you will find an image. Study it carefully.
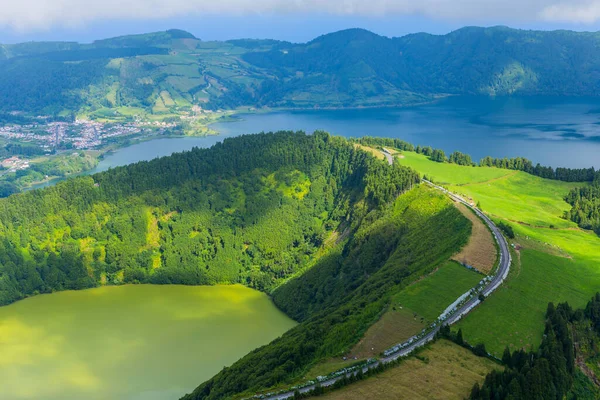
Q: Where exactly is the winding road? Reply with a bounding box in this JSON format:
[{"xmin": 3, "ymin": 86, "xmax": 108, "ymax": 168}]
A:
[{"xmin": 260, "ymin": 152, "xmax": 512, "ymax": 400}]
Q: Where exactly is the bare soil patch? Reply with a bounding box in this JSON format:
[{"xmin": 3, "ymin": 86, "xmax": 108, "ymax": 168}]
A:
[
  {"xmin": 354, "ymin": 144, "xmax": 385, "ymax": 161},
  {"xmin": 452, "ymin": 202, "xmax": 497, "ymax": 274}
]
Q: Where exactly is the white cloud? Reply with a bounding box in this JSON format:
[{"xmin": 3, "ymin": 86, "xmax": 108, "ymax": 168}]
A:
[
  {"xmin": 0, "ymin": 0, "xmax": 599, "ymax": 32},
  {"xmin": 540, "ymin": 1, "xmax": 600, "ymax": 23}
]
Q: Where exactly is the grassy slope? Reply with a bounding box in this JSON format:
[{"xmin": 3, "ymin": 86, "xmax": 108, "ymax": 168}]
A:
[
  {"xmin": 276, "ymin": 187, "xmax": 485, "ymax": 381},
  {"xmin": 399, "ymin": 152, "xmax": 512, "ymax": 185},
  {"xmin": 393, "ymin": 261, "xmax": 482, "ymax": 323},
  {"xmin": 396, "ymin": 150, "xmax": 600, "ymax": 355},
  {"xmin": 323, "ymin": 340, "xmax": 501, "ymax": 400}
]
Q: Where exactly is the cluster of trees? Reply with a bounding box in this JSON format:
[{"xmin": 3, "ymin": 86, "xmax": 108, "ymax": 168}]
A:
[
  {"xmin": 355, "ymin": 137, "xmax": 415, "ymax": 152},
  {"xmin": 497, "ymin": 221, "xmax": 516, "ymax": 239},
  {"xmin": 449, "ymin": 151, "xmax": 474, "ymax": 166},
  {"xmin": 0, "ymin": 143, "xmax": 46, "ymax": 158},
  {"xmin": 564, "ymin": 177, "xmax": 600, "ymax": 235},
  {"xmin": 438, "ymin": 326, "xmax": 489, "ymax": 357},
  {"xmin": 0, "ymin": 131, "xmax": 421, "ymax": 307},
  {"xmin": 480, "ymin": 156, "xmax": 598, "ymax": 182},
  {"xmin": 471, "ymin": 301, "xmax": 577, "ymax": 400}
]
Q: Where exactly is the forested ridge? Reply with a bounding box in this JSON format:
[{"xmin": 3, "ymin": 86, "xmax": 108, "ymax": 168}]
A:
[
  {"xmin": 0, "ymin": 131, "xmax": 420, "ymax": 307},
  {"xmin": 0, "ymin": 130, "xmax": 477, "ymax": 399}
]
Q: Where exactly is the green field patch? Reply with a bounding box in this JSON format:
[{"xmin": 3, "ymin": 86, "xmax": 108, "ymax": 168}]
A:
[
  {"xmin": 165, "ymin": 75, "xmax": 205, "ymax": 93},
  {"xmin": 350, "ymin": 308, "xmax": 426, "ymax": 359},
  {"xmin": 159, "ymin": 90, "xmax": 175, "ymax": 107},
  {"xmin": 397, "ymin": 151, "xmax": 513, "ymax": 185},
  {"xmin": 447, "ymin": 172, "xmax": 582, "ymax": 229},
  {"xmin": 106, "ymin": 82, "xmax": 119, "ymax": 106},
  {"xmin": 159, "ymin": 63, "xmax": 200, "ymax": 77},
  {"xmin": 393, "ymin": 260, "xmax": 482, "ymax": 323},
  {"xmin": 457, "ymin": 247, "xmax": 600, "ymax": 354},
  {"xmin": 398, "ymin": 149, "xmax": 600, "ymax": 356}
]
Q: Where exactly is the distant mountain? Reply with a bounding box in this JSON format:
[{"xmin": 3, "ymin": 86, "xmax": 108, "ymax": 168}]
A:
[{"xmin": 1, "ymin": 26, "xmax": 600, "ymax": 117}]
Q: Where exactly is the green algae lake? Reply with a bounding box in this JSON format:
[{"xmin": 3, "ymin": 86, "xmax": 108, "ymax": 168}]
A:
[{"xmin": 0, "ymin": 284, "xmax": 296, "ymax": 400}]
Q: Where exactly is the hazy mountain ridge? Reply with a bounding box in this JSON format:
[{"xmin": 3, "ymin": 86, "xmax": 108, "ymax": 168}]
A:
[{"xmin": 2, "ymin": 26, "xmax": 600, "ymax": 116}]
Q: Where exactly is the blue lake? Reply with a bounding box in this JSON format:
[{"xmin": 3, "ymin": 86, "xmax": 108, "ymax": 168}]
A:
[{"xmin": 212, "ymin": 96, "xmax": 600, "ymax": 169}]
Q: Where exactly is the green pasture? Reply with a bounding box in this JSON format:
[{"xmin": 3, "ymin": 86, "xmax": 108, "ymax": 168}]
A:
[
  {"xmin": 395, "ymin": 150, "xmax": 600, "ymax": 356},
  {"xmin": 393, "ymin": 261, "xmax": 482, "ymax": 323}
]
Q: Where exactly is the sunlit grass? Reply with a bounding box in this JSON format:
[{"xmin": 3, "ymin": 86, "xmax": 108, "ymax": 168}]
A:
[
  {"xmin": 395, "ymin": 150, "xmax": 600, "ymax": 355},
  {"xmin": 397, "ymin": 151, "xmax": 512, "ymax": 185}
]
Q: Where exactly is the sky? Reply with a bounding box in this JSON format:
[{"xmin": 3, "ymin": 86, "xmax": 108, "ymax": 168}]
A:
[{"xmin": 2, "ymin": 0, "xmax": 600, "ymax": 43}]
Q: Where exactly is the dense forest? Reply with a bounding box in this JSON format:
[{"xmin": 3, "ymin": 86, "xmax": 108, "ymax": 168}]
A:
[
  {"xmin": 0, "ymin": 130, "xmax": 476, "ymax": 399},
  {"xmin": 565, "ymin": 175, "xmax": 600, "ymax": 235},
  {"xmin": 471, "ymin": 294, "xmax": 600, "ymax": 400},
  {"xmin": 0, "ymin": 131, "xmax": 420, "ymax": 306}
]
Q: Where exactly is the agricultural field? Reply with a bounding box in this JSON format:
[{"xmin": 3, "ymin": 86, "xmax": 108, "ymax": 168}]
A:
[
  {"xmin": 396, "ymin": 151, "xmax": 600, "ymax": 355},
  {"xmin": 349, "ymin": 309, "xmax": 426, "ymax": 359},
  {"xmin": 323, "ymin": 340, "xmax": 501, "ymax": 400}
]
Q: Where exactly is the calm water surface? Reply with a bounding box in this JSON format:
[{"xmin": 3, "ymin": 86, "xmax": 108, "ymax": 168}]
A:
[
  {"xmin": 214, "ymin": 96, "xmax": 600, "ymax": 168},
  {"xmin": 0, "ymin": 285, "xmax": 295, "ymax": 400}
]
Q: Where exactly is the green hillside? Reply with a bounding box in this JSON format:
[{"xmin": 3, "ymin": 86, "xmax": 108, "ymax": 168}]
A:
[
  {"xmin": 4, "ymin": 26, "xmax": 600, "ymax": 117},
  {"xmin": 389, "ymin": 146, "xmax": 600, "ymax": 357},
  {"xmin": 0, "ymin": 131, "xmax": 423, "ymax": 306}
]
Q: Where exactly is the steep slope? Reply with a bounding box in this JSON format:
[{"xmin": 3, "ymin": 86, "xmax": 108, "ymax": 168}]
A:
[
  {"xmin": 181, "ymin": 185, "xmax": 471, "ymax": 399},
  {"xmin": 0, "ymin": 131, "xmax": 420, "ymax": 306}
]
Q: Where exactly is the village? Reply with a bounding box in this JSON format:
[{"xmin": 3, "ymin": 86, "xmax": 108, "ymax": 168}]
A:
[{"xmin": 0, "ymin": 119, "xmax": 178, "ymax": 151}]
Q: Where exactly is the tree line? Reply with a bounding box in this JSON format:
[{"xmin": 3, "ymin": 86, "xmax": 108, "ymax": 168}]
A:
[
  {"xmin": 355, "ymin": 137, "xmax": 598, "ymax": 183},
  {"xmin": 469, "ymin": 294, "xmax": 600, "ymax": 400}
]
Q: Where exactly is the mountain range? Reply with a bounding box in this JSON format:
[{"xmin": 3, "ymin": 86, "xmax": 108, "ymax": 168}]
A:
[{"xmin": 1, "ymin": 26, "xmax": 600, "ymax": 118}]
